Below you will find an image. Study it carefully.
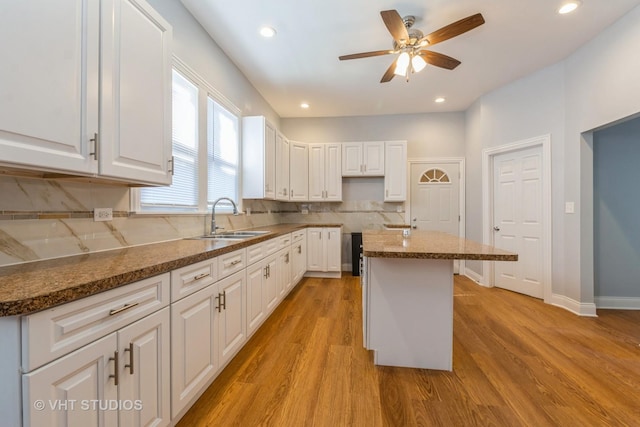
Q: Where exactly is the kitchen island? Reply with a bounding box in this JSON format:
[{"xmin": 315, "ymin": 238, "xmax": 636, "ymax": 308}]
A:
[{"xmin": 362, "ymin": 229, "xmax": 517, "ymax": 371}]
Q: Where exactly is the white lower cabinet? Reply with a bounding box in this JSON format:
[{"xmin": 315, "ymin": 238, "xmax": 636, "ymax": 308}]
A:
[
  {"xmin": 263, "ymin": 254, "xmax": 279, "ymax": 315},
  {"xmin": 23, "ymin": 307, "xmax": 170, "ymax": 427},
  {"xmin": 217, "ymin": 271, "xmax": 247, "ymax": 367},
  {"xmin": 277, "ymin": 246, "xmax": 292, "ymax": 299},
  {"xmin": 170, "ymin": 282, "xmax": 220, "ymax": 418},
  {"xmin": 246, "ymin": 260, "xmax": 267, "ymax": 337},
  {"xmin": 291, "ymin": 232, "xmax": 307, "ymax": 285},
  {"xmin": 306, "ymin": 227, "xmax": 342, "ymax": 277}
]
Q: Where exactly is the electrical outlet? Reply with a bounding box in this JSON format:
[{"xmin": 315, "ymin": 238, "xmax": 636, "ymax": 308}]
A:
[{"xmin": 94, "ymin": 208, "xmax": 113, "ymax": 222}]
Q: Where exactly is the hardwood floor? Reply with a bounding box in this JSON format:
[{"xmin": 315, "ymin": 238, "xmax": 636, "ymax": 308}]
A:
[{"xmin": 177, "ymin": 274, "xmax": 640, "ymax": 426}]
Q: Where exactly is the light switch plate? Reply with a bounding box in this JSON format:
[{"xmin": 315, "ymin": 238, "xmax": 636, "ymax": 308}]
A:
[{"xmin": 565, "ymin": 202, "xmax": 575, "ymax": 214}]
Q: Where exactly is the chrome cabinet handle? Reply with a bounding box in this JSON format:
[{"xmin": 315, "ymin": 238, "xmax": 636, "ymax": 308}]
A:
[
  {"xmin": 90, "ymin": 132, "xmax": 99, "ymax": 160},
  {"xmin": 109, "ymin": 350, "xmax": 119, "ymax": 386},
  {"xmin": 193, "ymin": 272, "xmax": 210, "ymax": 281},
  {"xmin": 221, "ymin": 290, "xmax": 226, "ymax": 310},
  {"xmin": 109, "ymin": 302, "xmax": 139, "ymax": 316},
  {"xmin": 215, "ymin": 294, "xmax": 222, "ymax": 312},
  {"xmin": 124, "ymin": 343, "xmax": 134, "ymax": 375}
]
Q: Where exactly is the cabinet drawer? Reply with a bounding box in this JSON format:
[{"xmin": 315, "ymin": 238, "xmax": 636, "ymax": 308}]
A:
[
  {"xmin": 22, "ymin": 273, "xmax": 170, "ymax": 372},
  {"xmin": 218, "ymin": 248, "xmax": 246, "ymax": 279},
  {"xmin": 291, "ymin": 229, "xmax": 305, "ymax": 242},
  {"xmin": 278, "ymin": 233, "xmax": 292, "ymax": 249},
  {"xmin": 171, "ymin": 258, "xmax": 217, "ymax": 302},
  {"xmin": 264, "ymin": 237, "xmax": 280, "ymax": 256},
  {"xmin": 246, "ymin": 241, "xmax": 266, "ymax": 265}
]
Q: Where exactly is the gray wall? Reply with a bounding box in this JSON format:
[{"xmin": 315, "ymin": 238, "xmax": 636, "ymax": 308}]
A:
[{"xmin": 593, "ymin": 116, "xmax": 640, "ymax": 298}]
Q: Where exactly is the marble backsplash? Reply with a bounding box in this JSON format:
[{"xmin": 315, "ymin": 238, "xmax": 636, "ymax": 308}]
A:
[{"xmin": 0, "ymin": 176, "xmax": 405, "ymax": 267}]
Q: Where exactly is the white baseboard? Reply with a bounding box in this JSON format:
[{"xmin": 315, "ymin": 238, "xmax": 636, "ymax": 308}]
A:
[
  {"xmin": 463, "ymin": 269, "xmax": 488, "ymax": 287},
  {"xmin": 551, "ymin": 293, "xmax": 598, "ymax": 317},
  {"xmin": 595, "ymin": 296, "xmax": 640, "ymax": 310}
]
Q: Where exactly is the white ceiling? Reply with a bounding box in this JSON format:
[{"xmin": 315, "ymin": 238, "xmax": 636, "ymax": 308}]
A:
[{"xmin": 181, "ymin": 0, "xmax": 640, "ymax": 118}]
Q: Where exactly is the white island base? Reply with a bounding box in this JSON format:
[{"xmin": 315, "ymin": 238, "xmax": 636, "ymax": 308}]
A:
[{"xmin": 365, "ymin": 257, "xmax": 454, "ymax": 371}]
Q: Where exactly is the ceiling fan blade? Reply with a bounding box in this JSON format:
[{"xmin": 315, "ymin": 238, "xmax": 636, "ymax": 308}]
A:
[
  {"xmin": 421, "ymin": 13, "xmax": 485, "ymax": 47},
  {"xmin": 418, "ymin": 50, "xmax": 461, "ymax": 70},
  {"xmin": 339, "ymin": 50, "xmax": 395, "ymax": 61},
  {"xmin": 381, "ymin": 10, "xmax": 410, "ymax": 46},
  {"xmin": 380, "ymin": 57, "xmax": 399, "ymax": 83}
]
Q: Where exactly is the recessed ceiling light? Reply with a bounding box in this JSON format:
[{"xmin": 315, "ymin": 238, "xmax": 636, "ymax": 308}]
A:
[
  {"xmin": 558, "ymin": 1, "xmax": 581, "ymax": 14},
  {"xmin": 300, "ymin": 103, "xmax": 310, "ymax": 109},
  {"xmin": 434, "ymin": 97, "xmax": 446, "ymax": 103},
  {"xmin": 259, "ymin": 26, "xmax": 276, "ymax": 38}
]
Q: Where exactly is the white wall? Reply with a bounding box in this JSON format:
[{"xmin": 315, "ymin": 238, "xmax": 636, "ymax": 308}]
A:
[{"xmin": 148, "ymin": 0, "xmax": 280, "ymax": 125}]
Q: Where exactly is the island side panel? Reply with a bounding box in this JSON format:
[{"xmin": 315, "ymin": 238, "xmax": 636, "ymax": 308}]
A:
[{"xmin": 368, "ymin": 257, "xmax": 453, "ymax": 370}]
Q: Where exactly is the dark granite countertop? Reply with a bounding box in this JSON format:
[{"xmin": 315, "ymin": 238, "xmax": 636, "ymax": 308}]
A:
[{"xmin": 0, "ymin": 223, "xmax": 341, "ymax": 316}]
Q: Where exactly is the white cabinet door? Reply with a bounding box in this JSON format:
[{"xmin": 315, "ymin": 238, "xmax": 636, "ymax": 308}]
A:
[
  {"xmin": 246, "ymin": 262, "xmax": 267, "ymax": 337},
  {"xmin": 342, "ymin": 143, "xmax": 362, "ymax": 176},
  {"xmin": 264, "ymin": 255, "xmax": 278, "ymax": 314},
  {"xmin": 275, "ymin": 132, "xmax": 290, "ymax": 200},
  {"xmin": 363, "ymin": 141, "xmax": 385, "ymax": 176},
  {"xmin": 23, "ymin": 334, "xmax": 118, "ymax": 427},
  {"xmin": 325, "ymin": 143, "xmax": 342, "ymax": 201},
  {"xmin": 277, "ymin": 247, "xmax": 292, "ymax": 298},
  {"xmin": 99, "ymin": 0, "xmax": 172, "ymax": 185},
  {"xmin": 292, "ymin": 235, "xmax": 307, "ymax": 285},
  {"xmin": 326, "ymin": 228, "xmax": 342, "ymax": 272},
  {"xmin": 0, "ymin": 0, "xmax": 99, "ymax": 175},
  {"xmin": 290, "ymin": 141, "xmax": 309, "ymax": 201},
  {"xmin": 218, "ymin": 270, "xmax": 247, "ymax": 367},
  {"xmin": 308, "ymin": 144, "xmax": 325, "ymax": 201},
  {"xmin": 306, "ymin": 228, "xmax": 324, "ymax": 271},
  {"xmin": 171, "ymin": 284, "xmax": 219, "ymax": 418},
  {"xmin": 118, "ymin": 308, "xmax": 170, "ymax": 427},
  {"xmin": 242, "ymin": 116, "xmax": 276, "ymax": 199},
  {"xmin": 384, "ymin": 141, "xmax": 407, "ymax": 201}
]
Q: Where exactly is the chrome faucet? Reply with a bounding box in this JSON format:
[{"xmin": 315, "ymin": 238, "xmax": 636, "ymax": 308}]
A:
[{"xmin": 210, "ymin": 197, "xmax": 239, "ymax": 235}]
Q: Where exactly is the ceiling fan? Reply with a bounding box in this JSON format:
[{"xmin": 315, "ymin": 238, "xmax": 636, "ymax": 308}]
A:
[{"xmin": 339, "ymin": 10, "xmax": 485, "ymax": 83}]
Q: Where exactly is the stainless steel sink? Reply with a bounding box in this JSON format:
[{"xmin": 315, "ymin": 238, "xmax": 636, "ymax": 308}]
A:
[{"xmin": 187, "ymin": 230, "xmax": 270, "ymax": 241}]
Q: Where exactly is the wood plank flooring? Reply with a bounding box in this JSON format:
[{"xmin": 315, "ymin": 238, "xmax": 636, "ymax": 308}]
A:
[{"xmin": 177, "ymin": 274, "xmax": 640, "ymax": 426}]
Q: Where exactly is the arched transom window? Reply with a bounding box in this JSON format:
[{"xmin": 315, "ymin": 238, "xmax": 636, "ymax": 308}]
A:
[{"xmin": 419, "ymin": 168, "xmax": 450, "ymax": 183}]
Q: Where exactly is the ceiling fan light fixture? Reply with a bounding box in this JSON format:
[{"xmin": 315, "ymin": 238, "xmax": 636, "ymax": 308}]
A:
[
  {"xmin": 411, "ymin": 54, "xmax": 427, "ymax": 73},
  {"xmin": 558, "ymin": 1, "xmax": 581, "ymax": 14},
  {"xmin": 394, "ymin": 52, "xmax": 410, "ymax": 76}
]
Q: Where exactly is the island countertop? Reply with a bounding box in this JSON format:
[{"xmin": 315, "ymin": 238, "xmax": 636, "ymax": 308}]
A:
[{"xmin": 362, "ymin": 229, "xmax": 518, "ymax": 261}]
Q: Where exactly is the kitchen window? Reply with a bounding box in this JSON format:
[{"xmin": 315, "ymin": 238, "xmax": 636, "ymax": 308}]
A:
[{"xmin": 136, "ymin": 61, "xmax": 241, "ymax": 213}]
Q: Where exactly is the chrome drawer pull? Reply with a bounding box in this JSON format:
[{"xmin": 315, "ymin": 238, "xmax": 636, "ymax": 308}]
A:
[
  {"xmin": 226, "ymin": 259, "xmax": 241, "ymax": 267},
  {"xmin": 109, "ymin": 302, "xmax": 139, "ymax": 316},
  {"xmin": 124, "ymin": 343, "xmax": 134, "ymax": 375},
  {"xmin": 193, "ymin": 272, "xmax": 210, "ymax": 281},
  {"xmin": 109, "ymin": 350, "xmax": 119, "ymax": 386}
]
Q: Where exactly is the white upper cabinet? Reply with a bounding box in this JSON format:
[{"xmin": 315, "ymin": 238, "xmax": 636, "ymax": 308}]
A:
[
  {"xmin": 99, "ymin": 0, "xmax": 173, "ymax": 185},
  {"xmin": 275, "ymin": 131, "xmax": 290, "ymax": 200},
  {"xmin": 309, "ymin": 143, "xmax": 342, "ymax": 201},
  {"xmin": 342, "ymin": 141, "xmax": 385, "ymax": 176},
  {"xmin": 242, "ymin": 116, "xmax": 276, "ymax": 199},
  {"xmin": 289, "ymin": 141, "xmax": 309, "ymax": 201},
  {"xmin": 0, "ymin": 0, "xmax": 173, "ymax": 185},
  {"xmin": 384, "ymin": 141, "xmax": 407, "ymax": 201},
  {"xmin": 0, "ymin": 0, "xmax": 99, "ymax": 175}
]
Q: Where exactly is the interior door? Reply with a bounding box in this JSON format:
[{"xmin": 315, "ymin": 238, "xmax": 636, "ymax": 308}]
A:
[
  {"xmin": 492, "ymin": 146, "xmax": 543, "ymax": 299},
  {"xmin": 410, "ymin": 162, "xmax": 460, "ymax": 272}
]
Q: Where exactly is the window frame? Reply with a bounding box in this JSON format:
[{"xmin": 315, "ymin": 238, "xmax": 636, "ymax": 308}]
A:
[{"xmin": 132, "ymin": 57, "xmax": 243, "ymax": 215}]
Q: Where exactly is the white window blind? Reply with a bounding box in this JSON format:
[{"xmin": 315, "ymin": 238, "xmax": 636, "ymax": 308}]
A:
[
  {"xmin": 207, "ymin": 97, "xmax": 239, "ymax": 211},
  {"xmin": 140, "ymin": 70, "xmax": 199, "ymax": 211}
]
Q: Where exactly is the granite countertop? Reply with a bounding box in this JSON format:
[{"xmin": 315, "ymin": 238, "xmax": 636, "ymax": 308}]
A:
[
  {"xmin": 362, "ymin": 229, "xmax": 518, "ymax": 261},
  {"xmin": 0, "ymin": 223, "xmax": 341, "ymax": 317}
]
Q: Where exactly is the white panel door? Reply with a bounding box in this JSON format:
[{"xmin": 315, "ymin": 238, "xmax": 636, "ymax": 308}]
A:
[
  {"xmin": 290, "ymin": 141, "xmax": 309, "ymax": 201},
  {"xmin": 246, "ymin": 262, "xmax": 266, "ymax": 337},
  {"xmin": 23, "ymin": 334, "xmax": 118, "ymax": 427},
  {"xmin": 100, "ymin": 0, "xmax": 172, "ymax": 184},
  {"xmin": 264, "ymin": 255, "xmax": 279, "ymax": 314},
  {"xmin": 0, "ymin": 0, "xmax": 99, "ymax": 174},
  {"xmin": 218, "ymin": 270, "xmax": 247, "ymax": 366},
  {"xmin": 325, "ymin": 228, "xmax": 342, "ymax": 272},
  {"xmin": 384, "ymin": 141, "xmax": 407, "ymax": 201},
  {"xmin": 118, "ymin": 308, "xmax": 170, "ymax": 427},
  {"xmin": 363, "ymin": 142, "xmax": 385, "ymax": 176},
  {"xmin": 306, "ymin": 228, "xmax": 324, "ymax": 271},
  {"xmin": 493, "ymin": 146, "xmax": 543, "ymax": 298},
  {"xmin": 410, "ymin": 163, "xmax": 460, "ymax": 235},
  {"xmin": 342, "ymin": 143, "xmax": 362, "ymax": 176}
]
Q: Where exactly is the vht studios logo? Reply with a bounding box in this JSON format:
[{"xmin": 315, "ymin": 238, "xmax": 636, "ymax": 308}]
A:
[{"xmin": 33, "ymin": 399, "xmax": 143, "ymax": 411}]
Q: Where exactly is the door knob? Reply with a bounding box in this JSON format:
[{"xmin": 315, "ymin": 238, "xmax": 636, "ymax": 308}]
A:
[
  {"xmin": 412, "ymin": 218, "xmax": 417, "ymax": 222},
  {"xmin": 493, "ymin": 226, "xmax": 500, "ymax": 231}
]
